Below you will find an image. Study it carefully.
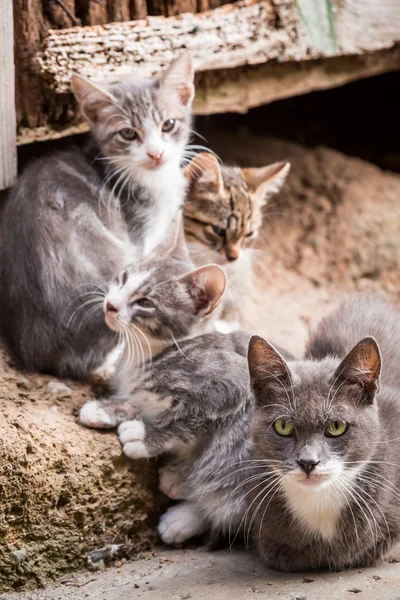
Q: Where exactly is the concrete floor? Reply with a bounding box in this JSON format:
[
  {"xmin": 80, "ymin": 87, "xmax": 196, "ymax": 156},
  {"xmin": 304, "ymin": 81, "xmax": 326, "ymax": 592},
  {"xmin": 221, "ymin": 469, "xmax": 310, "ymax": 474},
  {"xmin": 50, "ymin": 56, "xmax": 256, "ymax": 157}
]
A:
[{"xmin": 3, "ymin": 548, "xmax": 400, "ymax": 600}]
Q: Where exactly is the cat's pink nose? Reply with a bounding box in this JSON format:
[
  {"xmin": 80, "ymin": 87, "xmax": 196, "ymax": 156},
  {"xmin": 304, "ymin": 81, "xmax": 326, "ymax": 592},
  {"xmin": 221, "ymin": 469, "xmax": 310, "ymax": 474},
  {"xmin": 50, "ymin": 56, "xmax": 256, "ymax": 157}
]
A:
[
  {"xmin": 147, "ymin": 151, "xmax": 164, "ymax": 162},
  {"xmin": 106, "ymin": 301, "xmax": 117, "ymax": 313}
]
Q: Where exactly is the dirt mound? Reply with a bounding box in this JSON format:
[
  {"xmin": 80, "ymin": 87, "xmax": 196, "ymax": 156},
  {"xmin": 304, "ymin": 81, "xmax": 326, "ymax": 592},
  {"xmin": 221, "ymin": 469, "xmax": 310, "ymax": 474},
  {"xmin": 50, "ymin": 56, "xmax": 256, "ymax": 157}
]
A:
[
  {"xmin": 0, "ymin": 352, "xmax": 159, "ymax": 592},
  {"xmin": 201, "ymin": 128, "xmax": 400, "ymax": 353}
]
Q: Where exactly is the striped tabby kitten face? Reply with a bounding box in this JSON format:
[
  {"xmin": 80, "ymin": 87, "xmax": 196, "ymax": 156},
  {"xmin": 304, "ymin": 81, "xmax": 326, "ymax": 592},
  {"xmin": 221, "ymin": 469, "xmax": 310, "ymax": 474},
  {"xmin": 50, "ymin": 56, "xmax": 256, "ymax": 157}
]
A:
[
  {"xmin": 183, "ymin": 153, "xmax": 290, "ymax": 264},
  {"xmin": 71, "ymin": 53, "xmax": 194, "ymax": 174}
]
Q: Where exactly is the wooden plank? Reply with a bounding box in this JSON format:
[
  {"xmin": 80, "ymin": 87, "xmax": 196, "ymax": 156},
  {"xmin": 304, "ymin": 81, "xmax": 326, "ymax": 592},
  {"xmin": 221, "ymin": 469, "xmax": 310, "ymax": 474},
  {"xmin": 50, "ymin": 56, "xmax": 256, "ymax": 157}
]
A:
[
  {"xmin": 17, "ymin": 47, "xmax": 400, "ymax": 145},
  {"xmin": 36, "ymin": 0, "xmax": 400, "ymax": 94},
  {"xmin": 0, "ymin": 0, "xmax": 17, "ymax": 190},
  {"xmin": 130, "ymin": 0, "xmax": 148, "ymax": 19},
  {"xmin": 14, "ymin": 0, "xmax": 46, "ymax": 128},
  {"xmin": 107, "ymin": 0, "xmax": 131, "ymax": 21}
]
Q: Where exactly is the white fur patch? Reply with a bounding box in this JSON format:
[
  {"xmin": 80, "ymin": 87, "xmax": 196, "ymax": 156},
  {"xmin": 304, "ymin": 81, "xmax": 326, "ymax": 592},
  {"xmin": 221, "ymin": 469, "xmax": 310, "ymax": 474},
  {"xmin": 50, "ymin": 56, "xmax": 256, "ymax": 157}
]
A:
[
  {"xmin": 118, "ymin": 419, "xmax": 148, "ymax": 458},
  {"xmin": 79, "ymin": 400, "xmax": 117, "ymax": 429},
  {"xmin": 282, "ymin": 465, "xmax": 358, "ymax": 540},
  {"xmin": 91, "ymin": 344, "xmax": 124, "ymax": 380},
  {"xmin": 158, "ymin": 502, "xmax": 206, "ymax": 544},
  {"xmin": 214, "ymin": 319, "xmax": 241, "ymax": 334}
]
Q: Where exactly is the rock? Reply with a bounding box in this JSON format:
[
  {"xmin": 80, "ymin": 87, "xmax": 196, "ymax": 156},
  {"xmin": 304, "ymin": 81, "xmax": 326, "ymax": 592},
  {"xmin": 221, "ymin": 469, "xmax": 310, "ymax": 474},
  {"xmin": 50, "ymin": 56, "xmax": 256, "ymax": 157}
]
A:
[
  {"xmin": 46, "ymin": 381, "xmax": 73, "ymax": 398},
  {"xmin": 0, "ymin": 356, "xmax": 158, "ymax": 592}
]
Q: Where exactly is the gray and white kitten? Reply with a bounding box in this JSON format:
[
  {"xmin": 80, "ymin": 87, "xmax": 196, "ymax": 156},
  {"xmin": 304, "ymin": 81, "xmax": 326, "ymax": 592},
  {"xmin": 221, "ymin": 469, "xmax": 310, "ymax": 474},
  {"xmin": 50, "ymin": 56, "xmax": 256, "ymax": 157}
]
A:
[
  {"xmin": 0, "ymin": 54, "xmax": 194, "ymax": 378},
  {"xmin": 79, "ymin": 258, "xmax": 294, "ymax": 543},
  {"xmin": 248, "ymin": 294, "xmax": 400, "ymax": 571}
]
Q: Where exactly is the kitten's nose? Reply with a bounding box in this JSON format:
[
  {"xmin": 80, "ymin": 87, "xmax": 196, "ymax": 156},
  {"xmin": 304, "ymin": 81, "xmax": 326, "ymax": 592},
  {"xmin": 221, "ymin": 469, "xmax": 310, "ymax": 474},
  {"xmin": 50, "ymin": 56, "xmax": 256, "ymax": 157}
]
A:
[
  {"xmin": 297, "ymin": 459, "xmax": 320, "ymax": 476},
  {"xmin": 106, "ymin": 301, "xmax": 118, "ymax": 313},
  {"xmin": 147, "ymin": 151, "xmax": 164, "ymax": 162},
  {"xmin": 225, "ymin": 244, "xmax": 241, "ymax": 262}
]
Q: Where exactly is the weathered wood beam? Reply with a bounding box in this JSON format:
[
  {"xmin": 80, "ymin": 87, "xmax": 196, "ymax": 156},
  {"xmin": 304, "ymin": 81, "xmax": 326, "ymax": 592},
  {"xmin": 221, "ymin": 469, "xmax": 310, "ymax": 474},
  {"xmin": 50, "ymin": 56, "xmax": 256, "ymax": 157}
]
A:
[
  {"xmin": 0, "ymin": 0, "xmax": 17, "ymax": 190},
  {"xmin": 17, "ymin": 46, "xmax": 400, "ymax": 146},
  {"xmin": 36, "ymin": 0, "xmax": 400, "ymax": 94}
]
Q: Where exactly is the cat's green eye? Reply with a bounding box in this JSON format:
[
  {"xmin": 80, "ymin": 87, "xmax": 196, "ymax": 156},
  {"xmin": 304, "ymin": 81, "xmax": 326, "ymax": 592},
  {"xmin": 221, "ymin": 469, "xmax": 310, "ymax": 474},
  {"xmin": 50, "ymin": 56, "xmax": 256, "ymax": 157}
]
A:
[
  {"xmin": 120, "ymin": 128, "xmax": 138, "ymax": 141},
  {"xmin": 212, "ymin": 225, "xmax": 225, "ymax": 237},
  {"xmin": 273, "ymin": 419, "xmax": 295, "ymax": 437},
  {"xmin": 325, "ymin": 420, "xmax": 348, "ymax": 438},
  {"xmin": 162, "ymin": 119, "xmax": 176, "ymax": 133}
]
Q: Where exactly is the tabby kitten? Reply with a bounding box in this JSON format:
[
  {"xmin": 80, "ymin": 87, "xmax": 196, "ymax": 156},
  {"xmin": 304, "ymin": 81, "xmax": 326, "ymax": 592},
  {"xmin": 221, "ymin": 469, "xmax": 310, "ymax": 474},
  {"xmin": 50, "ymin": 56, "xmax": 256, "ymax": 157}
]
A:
[
  {"xmin": 0, "ymin": 54, "xmax": 193, "ymax": 379},
  {"xmin": 248, "ymin": 294, "xmax": 400, "ymax": 572},
  {"xmin": 78, "ymin": 257, "xmax": 256, "ymax": 544},
  {"xmin": 183, "ymin": 153, "xmax": 290, "ymax": 330}
]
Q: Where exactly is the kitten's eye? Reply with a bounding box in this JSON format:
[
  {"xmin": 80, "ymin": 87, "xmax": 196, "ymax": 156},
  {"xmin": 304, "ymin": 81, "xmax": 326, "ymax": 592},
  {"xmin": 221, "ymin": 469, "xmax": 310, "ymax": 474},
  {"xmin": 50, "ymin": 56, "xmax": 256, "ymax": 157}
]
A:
[
  {"xmin": 119, "ymin": 128, "xmax": 138, "ymax": 141},
  {"xmin": 325, "ymin": 420, "xmax": 348, "ymax": 438},
  {"xmin": 162, "ymin": 119, "xmax": 176, "ymax": 133},
  {"xmin": 119, "ymin": 270, "xmax": 128, "ymax": 286},
  {"xmin": 212, "ymin": 225, "xmax": 225, "ymax": 237},
  {"xmin": 135, "ymin": 298, "xmax": 155, "ymax": 308},
  {"xmin": 273, "ymin": 419, "xmax": 295, "ymax": 437},
  {"xmin": 245, "ymin": 231, "xmax": 254, "ymax": 238}
]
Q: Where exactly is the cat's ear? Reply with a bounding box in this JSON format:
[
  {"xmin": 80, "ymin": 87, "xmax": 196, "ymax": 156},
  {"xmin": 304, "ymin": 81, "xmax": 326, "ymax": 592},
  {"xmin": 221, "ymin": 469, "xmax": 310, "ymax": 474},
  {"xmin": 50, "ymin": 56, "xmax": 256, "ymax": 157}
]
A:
[
  {"xmin": 248, "ymin": 336, "xmax": 292, "ymax": 402},
  {"xmin": 160, "ymin": 53, "xmax": 194, "ymax": 107},
  {"xmin": 179, "ymin": 265, "xmax": 226, "ymax": 316},
  {"xmin": 183, "ymin": 153, "xmax": 224, "ymax": 195},
  {"xmin": 333, "ymin": 337, "xmax": 381, "ymax": 404},
  {"xmin": 71, "ymin": 74, "xmax": 117, "ymax": 125},
  {"xmin": 241, "ymin": 161, "xmax": 290, "ymax": 205}
]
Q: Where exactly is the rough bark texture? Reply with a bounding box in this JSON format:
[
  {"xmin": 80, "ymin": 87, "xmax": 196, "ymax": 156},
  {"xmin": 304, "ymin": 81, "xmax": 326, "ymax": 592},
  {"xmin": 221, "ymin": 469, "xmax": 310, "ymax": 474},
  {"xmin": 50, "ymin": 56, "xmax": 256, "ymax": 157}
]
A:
[
  {"xmin": 36, "ymin": 0, "xmax": 400, "ymax": 93},
  {"xmin": 0, "ymin": 356, "xmax": 159, "ymax": 593}
]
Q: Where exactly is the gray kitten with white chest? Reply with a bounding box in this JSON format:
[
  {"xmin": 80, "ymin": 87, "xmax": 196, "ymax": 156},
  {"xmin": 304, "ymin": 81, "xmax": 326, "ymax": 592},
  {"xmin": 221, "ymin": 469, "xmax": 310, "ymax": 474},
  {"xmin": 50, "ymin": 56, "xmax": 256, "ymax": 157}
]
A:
[
  {"xmin": 0, "ymin": 54, "xmax": 193, "ymax": 379},
  {"xmin": 248, "ymin": 294, "xmax": 400, "ymax": 571},
  {"xmin": 79, "ymin": 251, "xmax": 258, "ymax": 543}
]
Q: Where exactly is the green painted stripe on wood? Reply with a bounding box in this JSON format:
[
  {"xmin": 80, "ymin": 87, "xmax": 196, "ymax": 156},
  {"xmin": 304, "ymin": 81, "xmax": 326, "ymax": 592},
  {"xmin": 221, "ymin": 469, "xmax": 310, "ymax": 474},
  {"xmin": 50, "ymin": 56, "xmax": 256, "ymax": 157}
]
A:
[{"xmin": 296, "ymin": 0, "xmax": 337, "ymax": 55}]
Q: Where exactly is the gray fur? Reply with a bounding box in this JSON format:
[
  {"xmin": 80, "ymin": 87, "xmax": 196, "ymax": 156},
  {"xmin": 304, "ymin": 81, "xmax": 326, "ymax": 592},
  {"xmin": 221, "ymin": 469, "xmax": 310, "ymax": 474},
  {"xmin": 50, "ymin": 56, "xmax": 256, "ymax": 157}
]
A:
[
  {"xmin": 0, "ymin": 55, "xmax": 193, "ymax": 378},
  {"xmin": 248, "ymin": 294, "xmax": 400, "ymax": 571}
]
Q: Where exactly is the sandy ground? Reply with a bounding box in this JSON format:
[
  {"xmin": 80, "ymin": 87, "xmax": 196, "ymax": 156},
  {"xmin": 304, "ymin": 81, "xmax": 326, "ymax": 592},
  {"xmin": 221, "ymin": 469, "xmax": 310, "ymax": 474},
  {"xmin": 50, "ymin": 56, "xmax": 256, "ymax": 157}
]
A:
[{"xmin": 3, "ymin": 548, "xmax": 400, "ymax": 600}]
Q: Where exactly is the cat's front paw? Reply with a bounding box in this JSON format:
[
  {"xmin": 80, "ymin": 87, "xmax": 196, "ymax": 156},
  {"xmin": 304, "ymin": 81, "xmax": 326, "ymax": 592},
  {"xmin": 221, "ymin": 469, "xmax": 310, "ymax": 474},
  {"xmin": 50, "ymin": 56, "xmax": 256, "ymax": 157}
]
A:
[
  {"xmin": 158, "ymin": 503, "xmax": 206, "ymax": 545},
  {"xmin": 159, "ymin": 464, "xmax": 187, "ymax": 500},
  {"xmin": 79, "ymin": 400, "xmax": 117, "ymax": 429},
  {"xmin": 118, "ymin": 419, "xmax": 148, "ymax": 458}
]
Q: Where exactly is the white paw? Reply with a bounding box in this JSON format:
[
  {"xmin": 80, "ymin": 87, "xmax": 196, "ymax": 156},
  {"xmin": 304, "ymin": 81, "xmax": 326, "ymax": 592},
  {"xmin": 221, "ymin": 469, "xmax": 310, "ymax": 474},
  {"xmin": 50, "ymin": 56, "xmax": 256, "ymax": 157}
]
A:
[
  {"xmin": 158, "ymin": 503, "xmax": 206, "ymax": 545},
  {"xmin": 118, "ymin": 419, "xmax": 148, "ymax": 458},
  {"xmin": 79, "ymin": 400, "xmax": 117, "ymax": 429},
  {"xmin": 159, "ymin": 465, "xmax": 187, "ymax": 500}
]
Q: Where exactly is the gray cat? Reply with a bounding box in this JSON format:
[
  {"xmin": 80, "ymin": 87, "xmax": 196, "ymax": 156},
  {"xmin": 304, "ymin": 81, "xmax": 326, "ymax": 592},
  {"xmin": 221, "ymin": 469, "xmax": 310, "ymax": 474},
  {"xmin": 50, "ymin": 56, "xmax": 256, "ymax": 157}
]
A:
[
  {"xmin": 247, "ymin": 293, "xmax": 400, "ymax": 571},
  {"xmin": 0, "ymin": 54, "xmax": 193, "ymax": 379}
]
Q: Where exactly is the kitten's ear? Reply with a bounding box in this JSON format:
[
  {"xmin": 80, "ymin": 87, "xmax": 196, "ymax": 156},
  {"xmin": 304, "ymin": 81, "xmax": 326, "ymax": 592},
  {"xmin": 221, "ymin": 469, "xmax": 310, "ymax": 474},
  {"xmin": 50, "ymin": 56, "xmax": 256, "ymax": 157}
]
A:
[
  {"xmin": 160, "ymin": 53, "xmax": 194, "ymax": 107},
  {"xmin": 248, "ymin": 336, "xmax": 292, "ymax": 401},
  {"xmin": 71, "ymin": 74, "xmax": 117, "ymax": 125},
  {"xmin": 180, "ymin": 265, "xmax": 226, "ymax": 316},
  {"xmin": 241, "ymin": 161, "xmax": 290, "ymax": 205},
  {"xmin": 333, "ymin": 337, "xmax": 381, "ymax": 403},
  {"xmin": 183, "ymin": 153, "xmax": 224, "ymax": 195}
]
